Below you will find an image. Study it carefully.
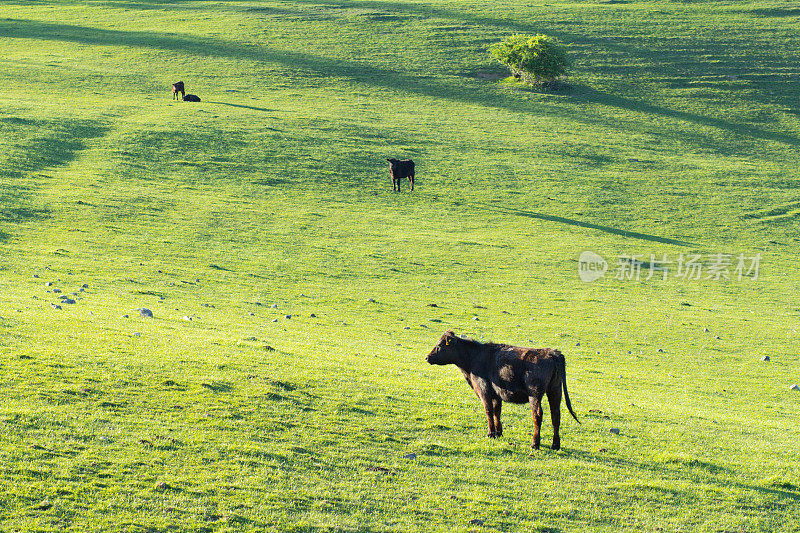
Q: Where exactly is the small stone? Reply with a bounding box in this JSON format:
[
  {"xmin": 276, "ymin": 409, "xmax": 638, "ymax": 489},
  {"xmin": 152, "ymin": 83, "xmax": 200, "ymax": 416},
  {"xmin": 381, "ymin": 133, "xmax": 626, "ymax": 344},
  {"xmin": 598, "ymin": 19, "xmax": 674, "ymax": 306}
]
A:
[
  {"xmin": 139, "ymin": 308, "xmax": 153, "ymax": 318},
  {"xmin": 270, "ymin": 304, "xmax": 278, "ymax": 309},
  {"xmin": 576, "ymin": 342, "xmax": 580, "ymax": 346},
  {"xmin": 761, "ymin": 355, "xmax": 770, "ymax": 362},
  {"xmin": 704, "ymin": 327, "xmax": 710, "ymax": 332},
  {"xmin": 154, "ymin": 481, "xmax": 169, "ymax": 491},
  {"xmin": 182, "ymin": 316, "xmax": 192, "ymax": 321},
  {"xmin": 271, "ymin": 318, "xmax": 278, "ymax": 322},
  {"xmin": 403, "ymin": 326, "xmax": 411, "ymax": 330},
  {"xmin": 610, "ymin": 428, "xmax": 621, "ymax": 435},
  {"xmin": 51, "ymin": 303, "xmax": 62, "ymax": 310},
  {"xmin": 53, "ymin": 288, "xmax": 62, "ymax": 294},
  {"xmin": 367, "ymin": 298, "xmax": 376, "ymax": 303},
  {"xmin": 249, "ymin": 312, "xmax": 255, "ymax": 316},
  {"xmin": 33, "ymin": 500, "xmax": 53, "ymax": 511},
  {"xmin": 473, "ymin": 316, "xmax": 479, "ymax": 321},
  {"xmin": 310, "ymin": 313, "xmax": 316, "ymax": 318},
  {"xmin": 657, "ymin": 348, "xmax": 664, "ymax": 353},
  {"xmin": 45, "ymin": 281, "xmax": 53, "ymax": 286},
  {"xmin": 403, "ymin": 453, "xmax": 417, "ymax": 460},
  {"xmin": 121, "ymin": 314, "xmax": 129, "ymax": 318},
  {"xmin": 61, "ymin": 298, "xmax": 76, "ymax": 305},
  {"xmin": 468, "ymin": 519, "xmax": 484, "ymax": 526},
  {"xmin": 134, "ymin": 332, "xmax": 141, "ymax": 337},
  {"xmin": 82, "ymin": 284, "xmax": 89, "ymax": 288},
  {"xmin": 285, "ymin": 315, "xmax": 291, "ymax": 319},
  {"xmin": 790, "ymin": 384, "xmax": 800, "ymax": 391},
  {"xmin": 33, "ymin": 274, "xmax": 39, "ymax": 278}
]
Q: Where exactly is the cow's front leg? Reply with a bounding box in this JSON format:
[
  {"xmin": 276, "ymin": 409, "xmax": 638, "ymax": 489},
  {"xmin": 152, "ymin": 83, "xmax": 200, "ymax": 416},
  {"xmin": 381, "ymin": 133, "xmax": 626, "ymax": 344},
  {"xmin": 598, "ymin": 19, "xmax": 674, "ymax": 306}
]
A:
[
  {"xmin": 492, "ymin": 398, "xmax": 503, "ymax": 437},
  {"xmin": 529, "ymin": 396, "xmax": 543, "ymax": 449},
  {"xmin": 480, "ymin": 395, "xmax": 498, "ymax": 437}
]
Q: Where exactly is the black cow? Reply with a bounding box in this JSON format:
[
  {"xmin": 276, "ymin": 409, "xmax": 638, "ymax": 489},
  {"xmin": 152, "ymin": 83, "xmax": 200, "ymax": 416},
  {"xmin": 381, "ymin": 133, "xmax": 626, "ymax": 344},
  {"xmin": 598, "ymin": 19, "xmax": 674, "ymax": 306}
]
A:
[
  {"xmin": 426, "ymin": 330, "xmax": 579, "ymax": 450},
  {"xmin": 172, "ymin": 81, "xmax": 185, "ymax": 100},
  {"xmin": 183, "ymin": 94, "xmax": 201, "ymax": 102},
  {"xmin": 387, "ymin": 158, "xmax": 415, "ymax": 192}
]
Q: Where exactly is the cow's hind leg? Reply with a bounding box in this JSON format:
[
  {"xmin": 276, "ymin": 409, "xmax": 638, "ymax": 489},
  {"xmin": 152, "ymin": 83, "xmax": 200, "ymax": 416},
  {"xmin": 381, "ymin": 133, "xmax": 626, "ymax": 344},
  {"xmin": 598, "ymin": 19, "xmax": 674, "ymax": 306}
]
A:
[
  {"xmin": 547, "ymin": 385, "xmax": 562, "ymax": 450},
  {"xmin": 409, "ymin": 174, "xmax": 414, "ymax": 191},
  {"xmin": 529, "ymin": 395, "xmax": 544, "ymax": 449}
]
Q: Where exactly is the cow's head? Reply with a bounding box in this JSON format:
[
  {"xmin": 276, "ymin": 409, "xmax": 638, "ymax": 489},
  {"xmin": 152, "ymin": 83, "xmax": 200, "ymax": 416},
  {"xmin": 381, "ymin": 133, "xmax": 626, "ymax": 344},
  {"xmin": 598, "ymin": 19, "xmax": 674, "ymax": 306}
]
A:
[
  {"xmin": 387, "ymin": 158, "xmax": 399, "ymax": 168},
  {"xmin": 426, "ymin": 329, "xmax": 461, "ymax": 365}
]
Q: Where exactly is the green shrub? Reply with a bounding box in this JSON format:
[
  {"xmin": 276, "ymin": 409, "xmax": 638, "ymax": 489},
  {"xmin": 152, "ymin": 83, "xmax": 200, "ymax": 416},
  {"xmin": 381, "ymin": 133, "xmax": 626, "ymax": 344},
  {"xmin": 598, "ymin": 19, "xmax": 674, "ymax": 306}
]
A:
[{"xmin": 489, "ymin": 34, "xmax": 570, "ymax": 86}]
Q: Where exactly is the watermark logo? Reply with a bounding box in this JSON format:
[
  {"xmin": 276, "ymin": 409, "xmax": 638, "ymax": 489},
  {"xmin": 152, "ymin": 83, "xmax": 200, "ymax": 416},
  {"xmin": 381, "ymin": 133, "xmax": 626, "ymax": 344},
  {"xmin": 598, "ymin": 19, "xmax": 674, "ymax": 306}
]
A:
[
  {"xmin": 578, "ymin": 251, "xmax": 608, "ymax": 283},
  {"xmin": 578, "ymin": 252, "xmax": 762, "ymax": 283}
]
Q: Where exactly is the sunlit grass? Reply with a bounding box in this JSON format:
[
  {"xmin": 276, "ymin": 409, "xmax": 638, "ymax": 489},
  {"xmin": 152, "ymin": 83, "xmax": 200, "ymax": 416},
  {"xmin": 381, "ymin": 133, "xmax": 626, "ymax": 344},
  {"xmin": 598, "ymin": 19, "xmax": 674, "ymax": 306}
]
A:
[{"xmin": 0, "ymin": 0, "xmax": 799, "ymax": 531}]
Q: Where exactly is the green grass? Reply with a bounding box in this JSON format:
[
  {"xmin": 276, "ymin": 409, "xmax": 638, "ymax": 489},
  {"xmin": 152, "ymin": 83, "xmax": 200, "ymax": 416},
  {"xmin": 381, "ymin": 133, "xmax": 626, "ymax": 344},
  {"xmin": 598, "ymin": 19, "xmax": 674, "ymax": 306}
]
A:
[{"xmin": 1, "ymin": 0, "xmax": 800, "ymax": 531}]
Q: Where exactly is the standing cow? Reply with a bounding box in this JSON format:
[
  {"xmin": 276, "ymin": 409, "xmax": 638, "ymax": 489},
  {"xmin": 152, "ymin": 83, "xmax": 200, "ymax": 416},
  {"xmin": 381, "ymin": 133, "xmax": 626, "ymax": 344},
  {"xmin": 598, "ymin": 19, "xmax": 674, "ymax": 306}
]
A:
[
  {"xmin": 172, "ymin": 81, "xmax": 185, "ymax": 100},
  {"xmin": 387, "ymin": 158, "xmax": 415, "ymax": 192},
  {"xmin": 426, "ymin": 330, "xmax": 579, "ymax": 450}
]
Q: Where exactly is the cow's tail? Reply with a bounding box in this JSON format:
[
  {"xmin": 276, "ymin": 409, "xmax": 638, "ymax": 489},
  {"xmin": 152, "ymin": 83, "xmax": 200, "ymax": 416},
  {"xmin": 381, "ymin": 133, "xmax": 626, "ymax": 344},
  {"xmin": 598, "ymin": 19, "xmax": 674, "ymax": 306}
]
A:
[{"xmin": 558, "ymin": 352, "xmax": 580, "ymax": 424}]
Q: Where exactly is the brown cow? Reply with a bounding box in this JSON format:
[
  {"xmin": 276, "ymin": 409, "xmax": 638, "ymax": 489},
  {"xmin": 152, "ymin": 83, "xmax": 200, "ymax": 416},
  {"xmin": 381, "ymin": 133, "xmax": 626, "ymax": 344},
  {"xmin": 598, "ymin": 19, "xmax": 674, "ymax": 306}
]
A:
[
  {"xmin": 426, "ymin": 330, "xmax": 579, "ymax": 450},
  {"xmin": 387, "ymin": 158, "xmax": 415, "ymax": 192},
  {"xmin": 172, "ymin": 81, "xmax": 185, "ymax": 100}
]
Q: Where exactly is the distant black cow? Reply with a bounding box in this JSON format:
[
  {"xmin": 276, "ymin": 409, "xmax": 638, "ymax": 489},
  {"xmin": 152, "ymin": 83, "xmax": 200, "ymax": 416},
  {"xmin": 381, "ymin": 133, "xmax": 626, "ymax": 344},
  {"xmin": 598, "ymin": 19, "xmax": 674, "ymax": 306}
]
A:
[
  {"xmin": 172, "ymin": 81, "xmax": 185, "ymax": 100},
  {"xmin": 183, "ymin": 94, "xmax": 201, "ymax": 102},
  {"xmin": 387, "ymin": 158, "xmax": 415, "ymax": 192},
  {"xmin": 426, "ymin": 330, "xmax": 579, "ymax": 450}
]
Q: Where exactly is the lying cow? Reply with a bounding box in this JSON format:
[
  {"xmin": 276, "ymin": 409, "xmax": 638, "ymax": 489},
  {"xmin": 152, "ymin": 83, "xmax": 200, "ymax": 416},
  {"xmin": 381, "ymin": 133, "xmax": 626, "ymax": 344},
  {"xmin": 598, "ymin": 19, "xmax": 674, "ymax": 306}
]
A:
[
  {"xmin": 172, "ymin": 81, "xmax": 185, "ymax": 100},
  {"xmin": 426, "ymin": 330, "xmax": 579, "ymax": 450},
  {"xmin": 387, "ymin": 158, "xmax": 415, "ymax": 192},
  {"xmin": 183, "ymin": 94, "xmax": 201, "ymax": 102}
]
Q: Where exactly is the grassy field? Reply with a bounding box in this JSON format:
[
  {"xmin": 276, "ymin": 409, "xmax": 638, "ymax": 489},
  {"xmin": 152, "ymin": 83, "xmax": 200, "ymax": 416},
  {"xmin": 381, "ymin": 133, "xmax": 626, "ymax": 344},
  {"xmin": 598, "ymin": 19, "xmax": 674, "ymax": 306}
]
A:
[{"xmin": 1, "ymin": 0, "xmax": 800, "ymax": 531}]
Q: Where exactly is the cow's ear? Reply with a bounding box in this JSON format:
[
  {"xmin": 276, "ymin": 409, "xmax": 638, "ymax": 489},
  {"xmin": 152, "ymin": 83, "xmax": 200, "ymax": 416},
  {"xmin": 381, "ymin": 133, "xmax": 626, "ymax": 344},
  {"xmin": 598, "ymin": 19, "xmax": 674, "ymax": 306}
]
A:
[{"xmin": 444, "ymin": 329, "xmax": 456, "ymax": 338}]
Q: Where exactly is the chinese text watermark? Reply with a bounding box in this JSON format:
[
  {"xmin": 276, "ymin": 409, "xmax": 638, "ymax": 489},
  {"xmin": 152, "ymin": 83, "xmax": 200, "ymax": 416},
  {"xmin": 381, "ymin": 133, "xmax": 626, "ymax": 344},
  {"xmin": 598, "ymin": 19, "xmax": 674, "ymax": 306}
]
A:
[{"xmin": 578, "ymin": 251, "xmax": 761, "ymax": 283}]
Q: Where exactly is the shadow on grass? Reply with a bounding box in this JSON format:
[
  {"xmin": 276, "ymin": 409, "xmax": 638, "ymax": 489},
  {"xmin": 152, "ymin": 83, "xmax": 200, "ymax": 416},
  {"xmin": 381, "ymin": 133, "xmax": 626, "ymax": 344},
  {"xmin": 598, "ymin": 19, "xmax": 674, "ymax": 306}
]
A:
[
  {"xmin": 567, "ymin": 86, "xmax": 800, "ymax": 147},
  {"xmin": 0, "ymin": 117, "xmax": 108, "ymax": 225},
  {"xmin": 470, "ymin": 202, "xmax": 695, "ymax": 246},
  {"xmin": 564, "ymin": 448, "xmax": 800, "ymax": 503},
  {"xmin": 204, "ymin": 101, "xmax": 278, "ymax": 114},
  {"xmin": 3, "ymin": 19, "xmax": 798, "ymax": 149},
  {"xmin": 0, "ymin": 206, "xmax": 51, "ymax": 224},
  {"xmin": 1, "ymin": 117, "xmax": 109, "ymax": 172}
]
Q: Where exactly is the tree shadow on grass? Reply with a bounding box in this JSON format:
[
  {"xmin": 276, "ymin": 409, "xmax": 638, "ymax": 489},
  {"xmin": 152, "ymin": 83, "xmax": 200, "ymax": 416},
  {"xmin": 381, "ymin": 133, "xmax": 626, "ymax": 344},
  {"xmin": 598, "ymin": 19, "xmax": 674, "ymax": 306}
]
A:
[
  {"xmin": 567, "ymin": 85, "xmax": 800, "ymax": 148},
  {"xmin": 204, "ymin": 101, "xmax": 278, "ymax": 114},
  {"xmin": 469, "ymin": 202, "xmax": 695, "ymax": 246},
  {"xmin": 0, "ymin": 117, "xmax": 109, "ymax": 227},
  {"xmin": 2, "ymin": 19, "xmax": 798, "ymax": 149}
]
